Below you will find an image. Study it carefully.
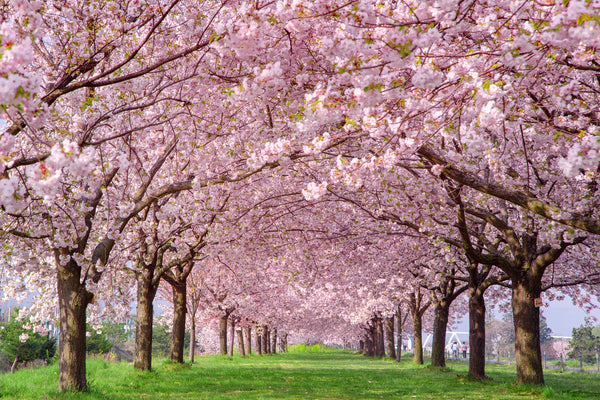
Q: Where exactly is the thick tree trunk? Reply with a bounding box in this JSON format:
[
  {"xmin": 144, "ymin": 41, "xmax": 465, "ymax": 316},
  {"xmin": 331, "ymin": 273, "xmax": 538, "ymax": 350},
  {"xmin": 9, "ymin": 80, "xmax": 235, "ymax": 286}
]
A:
[
  {"xmin": 237, "ymin": 329, "xmax": 245, "ymax": 356},
  {"xmin": 57, "ymin": 259, "xmax": 91, "ymax": 391},
  {"xmin": 430, "ymin": 300, "xmax": 450, "ymax": 367},
  {"xmin": 189, "ymin": 314, "xmax": 196, "ymax": 363},
  {"xmin": 413, "ymin": 311, "xmax": 424, "ymax": 365},
  {"xmin": 134, "ymin": 274, "xmax": 157, "ymax": 371},
  {"xmin": 469, "ymin": 286, "xmax": 486, "ymax": 379},
  {"xmin": 228, "ymin": 317, "xmax": 235, "ymax": 357},
  {"xmin": 219, "ymin": 314, "xmax": 228, "ymax": 355},
  {"xmin": 359, "ymin": 340, "xmax": 365, "ymax": 354},
  {"xmin": 271, "ymin": 328, "xmax": 277, "ymax": 354},
  {"xmin": 385, "ymin": 316, "xmax": 396, "ymax": 359},
  {"xmin": 169, "ymin": 282, "xmax": 187, "ymax": 363},
  {"xmin": 512, "ymin": 279, "xmax": 544, "ymax": 385},
  {"xmin": 245, "ymin": 326, "xmax": 252, "ymax": 355}
]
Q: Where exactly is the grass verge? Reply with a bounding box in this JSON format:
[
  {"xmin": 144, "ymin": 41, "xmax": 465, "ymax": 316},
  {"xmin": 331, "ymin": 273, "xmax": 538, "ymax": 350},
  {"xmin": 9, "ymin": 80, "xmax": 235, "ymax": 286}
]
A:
[{"xmin": 0, "ymin": 350, "xmax": 599, "ymax": 399}]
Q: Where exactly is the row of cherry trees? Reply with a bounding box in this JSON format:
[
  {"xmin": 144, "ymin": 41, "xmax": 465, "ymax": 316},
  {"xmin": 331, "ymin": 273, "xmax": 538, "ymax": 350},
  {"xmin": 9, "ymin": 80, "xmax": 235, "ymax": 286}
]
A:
[{"xmin": 2, "ymin": 0, "xmax": 600, "ymax": 392}]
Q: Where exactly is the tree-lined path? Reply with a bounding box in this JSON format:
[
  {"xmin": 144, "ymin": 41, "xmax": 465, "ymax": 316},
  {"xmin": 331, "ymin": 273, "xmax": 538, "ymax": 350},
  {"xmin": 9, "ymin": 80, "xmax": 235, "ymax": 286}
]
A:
[
  {"xmin": 2, "ymin": 348, "xmax": 600, "ymax": 399},
  {"xmin": 2, "ymin": 0, "xmax": 600, "ymax": 393}
]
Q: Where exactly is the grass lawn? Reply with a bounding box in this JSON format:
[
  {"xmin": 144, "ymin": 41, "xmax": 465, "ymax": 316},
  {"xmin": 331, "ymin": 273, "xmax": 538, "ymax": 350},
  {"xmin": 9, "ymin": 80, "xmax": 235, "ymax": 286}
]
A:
[{"xmin": 0, "ymin": 349, "xmax": 599, "ymax": 399}]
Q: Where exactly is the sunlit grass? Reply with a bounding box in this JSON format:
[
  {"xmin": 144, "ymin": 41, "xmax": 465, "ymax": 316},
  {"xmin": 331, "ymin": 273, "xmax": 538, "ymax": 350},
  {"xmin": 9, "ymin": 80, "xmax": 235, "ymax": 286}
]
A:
[{"xmin": 0, "ymin": 350, "xmax": 599, "ymax": 399}]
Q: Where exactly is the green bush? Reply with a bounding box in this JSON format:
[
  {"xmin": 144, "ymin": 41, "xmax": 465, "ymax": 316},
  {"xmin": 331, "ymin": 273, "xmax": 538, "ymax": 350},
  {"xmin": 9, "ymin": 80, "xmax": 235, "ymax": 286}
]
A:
[
  {"xmin": 152, "ymin": 324, "xmax": 171, "ymax": 357},
  {"xmin": 86, "ymin": 325, "xmax": 113, "ymax": 354},
  {"xmin": 0, "ymin": 319, "xmax": 56, "ymax": 368}
]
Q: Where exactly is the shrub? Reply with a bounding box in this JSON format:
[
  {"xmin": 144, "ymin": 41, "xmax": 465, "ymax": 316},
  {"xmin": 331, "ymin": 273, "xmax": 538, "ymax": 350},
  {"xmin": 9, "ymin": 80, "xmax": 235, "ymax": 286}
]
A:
[{"xmin": 0, "ymin": 319, "xmax": 56, "ymax": 371}]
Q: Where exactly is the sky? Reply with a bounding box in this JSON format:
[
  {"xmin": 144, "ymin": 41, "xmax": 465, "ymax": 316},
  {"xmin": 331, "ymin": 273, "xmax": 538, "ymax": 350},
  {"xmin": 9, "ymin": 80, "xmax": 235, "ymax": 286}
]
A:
[{"xmin": 542, "ymin": 297, "xmax": 600, "ymax": 337}]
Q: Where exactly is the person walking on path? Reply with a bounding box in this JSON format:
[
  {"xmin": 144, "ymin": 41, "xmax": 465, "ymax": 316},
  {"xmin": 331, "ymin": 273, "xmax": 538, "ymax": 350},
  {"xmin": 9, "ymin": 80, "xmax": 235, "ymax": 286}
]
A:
[{"xmin": 451, "ymin": 342, "xmax": 458, "ymax": 359}]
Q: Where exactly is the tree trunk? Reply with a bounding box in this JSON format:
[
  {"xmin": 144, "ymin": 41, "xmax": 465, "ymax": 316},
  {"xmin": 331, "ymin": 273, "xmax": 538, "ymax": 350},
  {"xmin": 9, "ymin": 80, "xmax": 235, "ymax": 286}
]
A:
[
  {"xmin": 469, "ymin": 285, "xmax": 486, "ymax": 379},
  {"xmin": 257, "ymin": 330, "xmax": 263, "ymax": 355},
  {"xmin": 57, "ymin": 259, "xmax": 91, "ymax": 391},
  {"xmin": 244, "ymin": 326, "xmax": 252, "ymax": 355},
  {"xmin": 237, "ymin": 329, "xmax": 245, "ymax": 356},
  {"xmin": 228, "ymin": 317, "xmax": 235, "ymax": 357},
  {"xmin": 219, "ymin": 313, "xmax": 228, "ymax": 355},
  {"xmin": 280, "ymin": 333, "xmax": 288, "ymax": 352},
  {"xmin": 512, "ymin": 279, "xmax": 544, "ymax": 385},
  {"xmin": 271, "ymin": 328, "xmax": 277, "ymax": 354},
  {"xmin": 134, "ymin": 273, "xmax": 157, "ymax": 371},
  {"xmin": 430, "ymin": 300, "xmax": 450, "ymax": 367},
  {"xmin": 169, "ymin": 282, "xmax": 187, "ymax": 363},
  {"xmin": 365, "ymin": 332, "xmax": 374, "ymax": 357},
  {"xmin": 189, "ymin": 313, "xmax": 196, "ymax": 363},
  {"xmin": 262, "ymin": 326, "xmax": 269, "ymax": 354},
  {"xmin": 10, "ymin": 354, "xmax": 18, "ymax": 374},
  {"xmin": 376, "ymin": 317, "xmax": 385, "ymax": 357},
  {"xmin": 413, "ymin": 311, "xmax": 424, "ymax": 365},
  {"xmin": 385, "ymin": 316, "xmax": 396, "ymax": 359},
  {"xmin": 396, "ymin": 305, "xmax": 403, "ymax": 363}
]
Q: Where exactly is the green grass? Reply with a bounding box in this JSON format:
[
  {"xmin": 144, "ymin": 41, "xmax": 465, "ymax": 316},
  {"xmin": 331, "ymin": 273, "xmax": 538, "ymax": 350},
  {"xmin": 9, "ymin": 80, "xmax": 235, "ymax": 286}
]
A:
[{"xmin": 1, "ymin": 350, "xmax": 599, "ymax": 399}]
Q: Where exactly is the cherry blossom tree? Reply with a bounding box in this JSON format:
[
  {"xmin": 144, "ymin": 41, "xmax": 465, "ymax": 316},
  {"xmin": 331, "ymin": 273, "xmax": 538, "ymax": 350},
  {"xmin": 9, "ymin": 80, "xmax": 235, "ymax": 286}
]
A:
[{"xmin": 3, "ymin": 0, "xmax": 600, "ymax": 391}]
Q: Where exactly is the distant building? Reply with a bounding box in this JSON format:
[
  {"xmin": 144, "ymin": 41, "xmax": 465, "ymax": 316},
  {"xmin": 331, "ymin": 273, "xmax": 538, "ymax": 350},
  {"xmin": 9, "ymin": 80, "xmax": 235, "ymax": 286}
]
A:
[{"xmin": 551, "ymin": 336, "xmax": 572, "ymax": 359}]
